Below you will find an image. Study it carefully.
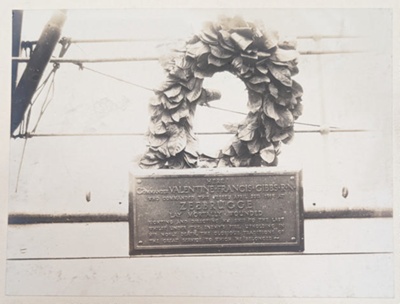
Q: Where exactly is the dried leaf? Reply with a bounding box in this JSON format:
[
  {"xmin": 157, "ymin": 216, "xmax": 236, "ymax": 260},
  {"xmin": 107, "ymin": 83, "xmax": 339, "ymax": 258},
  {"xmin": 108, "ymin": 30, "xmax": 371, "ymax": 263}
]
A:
[
  {"xmin": 231, "ymin": 137, "xmax": 247, "ymax": 156},
  {"xmin": 230, "ymin": 156, "xmax": 251, "ymax": 167},
  {"xmin": 262, "ymin": 30, "xmax": 278, "ymax": 49},
  {"xmin": 238, "ymin": 126, "xmax": 255, "ymax": 141},
  {"xmin": 219, "ymin": 15, "xmax": 248, "ymax": 30},
  {"xmin": 156, "ymin": 78, "xmax": 176, "ymax": 92},
  {"xmin": 256, "ymin": 62, "xmax": 269, "ymax": 74},
  {"xmin": 164, "ymin": 100, "xmax": 182, "ymax": 110},
  {"xmin": 291, "ymin": 80, "xmax": 303, "ymax": 98},
  {"xmin": 237, "ymin": 112, "xmax": 258, "ymax": 141},
  {"xmin": 183, "ymin": 152, "xmax": 198, "ymax": 167},
  {"xmin": 263, "ymin": 98, "xmax": 280, "ymax": 121},
  {"xmin": 149, "ymin": 120, "xmax": 167, "ymax": 135},
  {"xmin": 164, "ymin": 85, "xmax": 182, "ymax": 98},
  {"xmin": 208, "ymin": 54, "xmax": 231, "ymax": 67},
  {"xmin": 270, "ymin": 48, "xmax": 299, "ymax": 62},
  {"xmin": 140, "ymin": 151, "xmax": 162, "ymax": 166},
  {"xmin": 179, "ymin": 77, "xmax": 197, "ymax": 90},
  {"xmin": 278, "ymin": 40, "xmax": 297, "ymax": 50},
  {"xmin": 292, "ymin": 103, "xmax": 303, "ymax": 119},
  {"xmin": 260, "ymin": 145, "xmax": 276, "ymax": 164},
  {"xmin": 258, "ymin": 51, "xmax": 272, "ymax": 58},
  {"xmin": 223, "ymin": 122, "xmax": 240, "ymax": 133},
  {"xmin": 272, "ymin": 132, "xmax": 289, "ymax": 142},
  {"xmin": 249, "ymin": 75, "xmax": 270, "ymax": 85},
  {"xmin": 242, "ymin": 112, "xmax": 259, "ymax": 129},
  {"xmin": 202, "ymin": 22, "xmax": 219, "ymax": 38},
  {"xmin": 199, "ymin": 31, "xmax": 219, "ymax": 46},
  {"xmin": 276, "ymin": 109, "xmax": 294, "ymax": 128},
  {"xmin": 167, "ymin": 126, "xmax": 187, "ymax": 156},
  {"xmin": 241, "ymin": 51, "xmax": 258, "ymax": 61},
  {"xmin": 264, "ymin": 121, "xmax": 273, "ymax": 141},
  {"xmin": 231, "ymin": 56, "xmax": 243, "ymax": 70},
  {"xmin": 149, "ymin": 95, "xmax": 161, "ymax": 106},
  {"xmin": 175, "ymin": 56, "xmax": 193, "ymax": 70},
  {"xmin": 161, "ymin": 112, "xmax": 173, "ymax": 124},
  {"xmin": 186, "ymin": 79, "xmax": 204, "ymax": 102},
  {"xmin": 246, "ymin": 82, "xmax": 266, "ymax": 94},
  {"xmin": 247, "ymin": 137, "xmax": 261, "ymax": 154},
  {"xmin": 149, "ymin": 133, "xmax": 168, "ymax": 148},
  {"xmin": 247, "ymin": 91, "xmax": 263, "ymax": 113},
  {"xmin": 222, "ymin": 144, "xmax": 236, "ymax": 157},
  {"xmin": 185, "ymin": 136, "xmax": 198, "ymax": 157},
  {"xmin": 218, "ymin": 30, "xmax": 235, "ymax": 50},
  {"xmin": 169, "ymin": 90, "xmax": 185, "ymax": 103},
  {"xmin": 241, "ymin": 70, "xmax": 253, "ymax": 79},
  {"xmin": 167, "ymin": 155, "xmax": 186, "ymax": 169},
  {"xmin": 139, "ymin": 160, "xmax": 166, "ymax": 170},
  {"xmin": 171, "ymin": 102, "xmax": 190, "ymax": 122},
  {"xmin": 269, "ymin": 83, "xmax": 279, "ymax": 98},
  {"xmin": 194, "ymin": 68, "xmax": 216, "ymax": 79},
  {"xmin": 231, "ymin": 32, "xmax": 253, "ymax": 51},
  {"xmin": 169, "ymin": 66, "xmax": 189, "ymax": 81},
  {"xmin": 157, "ymin": 142, "xmax": 171, "ymax": 158},
  {"xmin": 149, "ymin": 104, "xmax": 163, "ymax": 118},
  {"xmin": 282, "ymin": 129, "xmax": 295, "ymax": 144},
  {"xmin": 217, "ymin": 157, "xmax": 231, "ymax": 168},
  {"xmin": 186, "ymin": 40, "xmax": 210, "ymax": 58},
  {"xmin": 274, "ymin": 93, "xmax": 293, "ymax": 107},
  {"xmin": 233, "ymin": 27, "xmax": 253, "ymax": 39},
  {"xmin": 203, "ymin": 88, "xmax": 222, "ymax": 103},
  {"xmin": 196, "ymin": 52, "xmax": 210, "ymax": 70},
  {"xmin": 267, "ymin": 62, "xmax": 292, "ymax": 87},
  {"xmin": 210, "ymin": 45, "xmax": 233, "ymax": 59}
]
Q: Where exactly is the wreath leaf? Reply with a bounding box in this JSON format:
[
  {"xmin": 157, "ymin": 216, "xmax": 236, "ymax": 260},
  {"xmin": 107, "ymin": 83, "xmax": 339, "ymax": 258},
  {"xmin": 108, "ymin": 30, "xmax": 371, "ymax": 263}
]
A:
[
  {"xmin": 249, "ymin": 75, "xmax": 270, "ymax": 85},
  {"xmin": 171, "ymin": 102, "xmax": 191, "ymax": 122},
  {"xmin": 268, "ymin": 83, "xmax": 279, "ymax": 98},
  {"xmin": 247, "ymin": 136, "xmax": 261, "ymax": 154},
  {"xmin": 276, "ymin": 108, "xmax": 294, "ymax": 128},
  {"xmin": 186, "ymin": 79, "xmax": 204, "ymax": 102},
  {"xmin": 186, "ymin": 41, "xmax": 210, "ymax": 58},
  {"xmin": 238, "ymin": 126, "xmax": 255, "ymax": 141},
  {"xmin": 149, "ymin": 120, "xmax": 167, "ymax": 135},
  {"xmin": 260, "ymin": 145, "xmax": 276, "ymax": 163},
  {"xmin": 267, "ymin": 62, "xmax": 292, "ymax": 87},
  {"xmin": 164, "ymin": 85, "xmax": 182, "ymax": 98},
  {"xmin": 208, "ymin": 54, "xmax": 231, "ymax": 67},
  {"xmin": 210, "ymin": 45, "xmax": 233, "ymax": 59},
  {"xmin": 270, "ymin": 48, "xmax": 299, "ymax": 62},
  {"xmin": 247, "ymin": 91, "xmax": 263, "ymax": 113},
  {"xmin": 167, "ymin": 126, "xmax": 187, "ymax": 156},
  {"xmin": 149, "ymin": 133, "xmax": 169, "ymax": 148},
  {"xmin": 263, "ymin": 98, "xmax": 280, "ymax": 121},
  {"xmin": 231, "ymin": 32, "xmax": 253, "ymax": 51}
]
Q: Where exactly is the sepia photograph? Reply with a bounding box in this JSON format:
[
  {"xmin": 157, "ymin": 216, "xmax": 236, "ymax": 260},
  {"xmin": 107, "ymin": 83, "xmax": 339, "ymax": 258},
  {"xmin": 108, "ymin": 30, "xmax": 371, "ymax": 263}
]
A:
[{"xmin": 1, "ymin": 2, "xmax": 398, "ymax": 303}]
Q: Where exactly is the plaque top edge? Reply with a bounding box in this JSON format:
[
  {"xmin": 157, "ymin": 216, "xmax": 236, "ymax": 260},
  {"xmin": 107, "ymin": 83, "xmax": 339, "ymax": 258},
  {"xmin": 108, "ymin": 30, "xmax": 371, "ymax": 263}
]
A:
[{"xmin": 130, "ymin": 164, "xmax": 302, "ymax": 177}]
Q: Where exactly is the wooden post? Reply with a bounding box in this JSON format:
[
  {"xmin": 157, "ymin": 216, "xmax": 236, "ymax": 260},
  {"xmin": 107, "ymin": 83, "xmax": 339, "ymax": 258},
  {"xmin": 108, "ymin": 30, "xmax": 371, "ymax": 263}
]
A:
[
  {"xmin": 11, "ymin": 10, "xmax": 67, "ymax": 136},
  {"xmin": 11, "ymin": 10, "xmax": 23, "ymax": 98}
]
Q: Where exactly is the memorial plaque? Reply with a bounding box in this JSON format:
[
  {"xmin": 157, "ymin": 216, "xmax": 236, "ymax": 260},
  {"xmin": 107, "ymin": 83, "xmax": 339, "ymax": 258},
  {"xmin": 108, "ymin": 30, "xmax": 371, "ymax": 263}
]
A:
[{"xmin": 129, "ymin": 167, "xmax": 304, "ymax": 255}]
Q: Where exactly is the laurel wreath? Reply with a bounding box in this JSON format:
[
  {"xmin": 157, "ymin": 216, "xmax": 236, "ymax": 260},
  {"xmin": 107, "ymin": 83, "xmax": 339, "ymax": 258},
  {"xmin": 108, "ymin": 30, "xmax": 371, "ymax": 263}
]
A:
[{"xmin": 140, "ymin": 16, "xmax": 303, "ymax": 169}]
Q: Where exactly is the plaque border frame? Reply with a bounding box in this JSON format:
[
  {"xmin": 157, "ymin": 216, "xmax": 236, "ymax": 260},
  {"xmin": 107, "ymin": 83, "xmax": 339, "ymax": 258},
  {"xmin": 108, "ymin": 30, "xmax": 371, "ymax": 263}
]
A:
[{"xmin": 129, "ymin": 167, "xmax": 304, "ymax": 256}]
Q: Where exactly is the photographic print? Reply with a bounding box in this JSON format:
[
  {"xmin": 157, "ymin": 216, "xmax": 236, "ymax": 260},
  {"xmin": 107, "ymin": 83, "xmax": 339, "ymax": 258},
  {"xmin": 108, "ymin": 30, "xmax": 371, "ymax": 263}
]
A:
[{"xmin": 2, "ymin": 4, "xmax": 397, "ymax": 303}]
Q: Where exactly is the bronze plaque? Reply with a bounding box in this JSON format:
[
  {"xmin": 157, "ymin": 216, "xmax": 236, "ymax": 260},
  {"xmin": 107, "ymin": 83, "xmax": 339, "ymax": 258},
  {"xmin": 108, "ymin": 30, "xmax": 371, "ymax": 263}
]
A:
[{"xmin": 129, "ymin": 167, "xmax": 304, "ymax": 255}]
